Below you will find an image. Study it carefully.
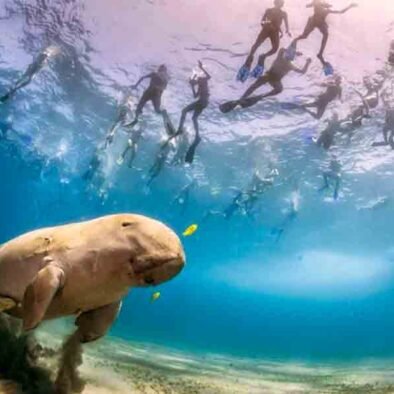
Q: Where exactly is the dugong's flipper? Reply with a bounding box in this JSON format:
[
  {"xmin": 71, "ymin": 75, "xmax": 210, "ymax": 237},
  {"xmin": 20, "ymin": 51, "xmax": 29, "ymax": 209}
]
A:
[
  {"xmin": 76, "ymin": 300, "xmax": 122, "ymax": 343},
  {"xmin": 22, "ymin": 265, "xmax": 65, "ymax": 331},
  {"xmin": 0, "ymin": 296, "xmax": 16, "ymax": 312}
]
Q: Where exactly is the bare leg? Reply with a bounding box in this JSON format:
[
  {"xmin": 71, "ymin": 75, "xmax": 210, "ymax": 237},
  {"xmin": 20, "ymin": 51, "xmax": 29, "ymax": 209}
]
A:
[
  {"xmin": 258, "ymin": 31, "xmax": 280, "ymax": 66},
  {"xmin": 317, "ymin": 25, "xmax": 329, "ymax": 62}
]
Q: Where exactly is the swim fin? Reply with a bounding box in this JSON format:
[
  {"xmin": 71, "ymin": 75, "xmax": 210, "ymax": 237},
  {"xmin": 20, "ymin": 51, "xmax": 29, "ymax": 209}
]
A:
[
  {"xmin": 219, "ymin": 100, "xmax": 239, "ymax": 113},
  {"xmin": 280, "ymin": 102, "xmax": 300, "ymax": 110},
  {"xmin": 323, "ymin": 62, "xmax": 334, "ymax": 76},
  {"xmin": 239, "ymin": 95, "xmax": 262, "ymax": 109},
  {"xmin": 236, "ymin": 65, "xmax": 250, "ymax": 83},
  {"xmin": 251, "ymin": 64, "xmax": 264, "ymax": 79},
  {"xmin": 371, "ymin": 141, "xmax": 389, "ymax": 147}
]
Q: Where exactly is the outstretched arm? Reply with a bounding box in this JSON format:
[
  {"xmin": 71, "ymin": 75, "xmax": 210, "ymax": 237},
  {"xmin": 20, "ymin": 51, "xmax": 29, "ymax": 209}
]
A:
[
  {"xmin": 330, "ymin": 3, "xmax": 357, "ymax": 14},
  {"xmin": 198, "ymin": 60, "xmax": 211, "ymax": 80},
  {"xmin": 291, "ymin": 58, "xmax": 312, "ymax": 74},
  {"xmin": 131, "ymin": 73, "xmax": 153, "ymax": 89}
]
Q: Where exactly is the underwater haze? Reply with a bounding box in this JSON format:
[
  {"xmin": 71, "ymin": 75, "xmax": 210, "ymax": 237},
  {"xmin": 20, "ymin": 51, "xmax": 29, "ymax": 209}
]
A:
[{"xmin": 1, "ymin": 0, "xmax": 394, "ymax": 387}]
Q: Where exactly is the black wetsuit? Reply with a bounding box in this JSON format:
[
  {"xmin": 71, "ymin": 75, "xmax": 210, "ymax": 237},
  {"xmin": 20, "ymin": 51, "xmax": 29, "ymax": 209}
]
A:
[
  {"xmin": 303, "ymin": 4, "xmax": 330, "ymax": 37},
  {"xmin": 244, "ymin": 7, "xmax": 288, "ymax": 68},
  {"xmin": 135, "ymin": 71, "xmax": 168, "ymax": 116}
]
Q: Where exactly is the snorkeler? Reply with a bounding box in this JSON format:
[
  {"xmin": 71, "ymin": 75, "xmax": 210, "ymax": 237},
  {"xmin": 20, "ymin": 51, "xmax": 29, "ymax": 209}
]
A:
[
  {"xmin": 298, "ymin": 74, "xmax": 342, "ymax": 119},
  {"xmin": 171, "ymin": 179, "xmax": 197, "ymax": 215},
  {"xmin": 178, "ymin": 61, "xmax": 210, "ymax": 164},
  {"xmin": 292, "ymin": 1, "xmax": 357, "ymax": 72},
  {"xmin": 206, "ymin": 169, "xmax": 279, "ymax": 220},
  {"xmin": 221, "ymin": 46, "xmax": 311, "ymax": 113},
  {"xmin": 372, "ymin": 90, "xmax": 394, "ymax": 149},
  {"xmin": 116, "ymin": 126, "xmax": 144, "ymax": 168},
  {"xmin": 105, "ymin": 95, "xmax": 136, "ymax": 147},
  {"xmin": 159, "ymin": 61, "xmax": 210, "ymax": 164},
  {"xmin": 237, "ymin": 0, "xmax": 291, "ymax": 82},
  {"xmin": 319, "ymin": 156, "xmax": 341, "ymax": 200},
  {"xmin": 0, "ymin": 46, "xmax": 59, "ymax": 103},
  {"xmin": 125, "ymin": 65, "xmax": 170, "ymax": 130}
]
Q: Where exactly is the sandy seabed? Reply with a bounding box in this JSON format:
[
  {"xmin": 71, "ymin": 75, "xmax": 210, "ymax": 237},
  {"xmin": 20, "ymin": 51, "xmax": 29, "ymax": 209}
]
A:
[{"xmin": 2, "ymin": 327, "xmax": 394, "ymax": 394}]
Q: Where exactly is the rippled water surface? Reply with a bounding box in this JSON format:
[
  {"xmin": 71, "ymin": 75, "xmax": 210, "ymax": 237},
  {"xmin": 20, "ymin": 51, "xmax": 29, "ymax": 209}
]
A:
[{"xmin": 1, "ymin": 0, "xmax": 394, "ymax": 362}]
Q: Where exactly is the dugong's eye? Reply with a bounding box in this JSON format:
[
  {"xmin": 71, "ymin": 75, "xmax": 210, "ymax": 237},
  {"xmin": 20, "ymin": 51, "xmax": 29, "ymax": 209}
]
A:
[{"xmin": 122, "ymin": 222, "xmax": 133, "ymax": 227}]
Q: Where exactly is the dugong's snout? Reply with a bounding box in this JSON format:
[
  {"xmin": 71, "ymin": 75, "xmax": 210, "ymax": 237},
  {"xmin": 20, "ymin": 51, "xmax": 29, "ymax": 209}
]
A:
[{"xmin": 132, "ymin": 252, "xmax": 185, "ymax": 287}]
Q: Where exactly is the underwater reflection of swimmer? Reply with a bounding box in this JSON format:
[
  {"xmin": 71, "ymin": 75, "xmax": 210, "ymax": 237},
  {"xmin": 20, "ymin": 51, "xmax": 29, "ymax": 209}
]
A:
[
  {"xmin": 82, "ymin": 148, "xmax": 103, "ymax": 182},
  {"xmin": 125, "ymin": 65, "xmax": 170, "ymax": 130},
  {"xmin": 206, "ymin": 169, "xmax": 279, "ymax": 220},
  {"xmin": 172, "ymin": 179, "xmax": 197, "ymax": 215},
  {"xmin": 293, "ymin": 1, "xmax": 357, "ymax": 68},
  {"xmin": 146, "ymin": 142, "xmax": 172, "ymax": 186},
  {"xmin": 0, "ymin": 46, "xmax": 59, "ymax": 103},
  {"xmin": 237, "ymin": 0, "xmax": 291, "ymax": 82},
  {"xmin": 221, "ymin": 47, "xmax": 311, "ymax": 113},
  {"xmin": 372, "ymin": 90, "xmax": 394, "ymax": 149},
  {"xmin": 117, "ymin": 126, "xmax": 144, "ymax": 168},
  {"xmin": 319, "ymin": 156, "xmax": 341, "ymax": 200},
  {"xmin": 297, "ymin": 74, "xmax": 342, "ymax": 119},
  {"xmin": 105, "ymin": 96, "xmax": 136, "ymax": 147},
  {"xmin": 313, "ymin": 112, "xmax": 341, "ymax": 150},
  {"xmin": 272, "ymin": 189, "xmax": 300, "ymax": 242}
]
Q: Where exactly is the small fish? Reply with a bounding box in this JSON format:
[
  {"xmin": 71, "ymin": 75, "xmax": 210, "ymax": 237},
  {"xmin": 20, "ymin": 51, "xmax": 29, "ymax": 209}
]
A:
[
  {"xmin": 183, "ymin": 224, "xmax": 198, "ymax": 237},
  {"xmin": 151, "ymin": 292, "xmax": 161, "ymax": 303}
]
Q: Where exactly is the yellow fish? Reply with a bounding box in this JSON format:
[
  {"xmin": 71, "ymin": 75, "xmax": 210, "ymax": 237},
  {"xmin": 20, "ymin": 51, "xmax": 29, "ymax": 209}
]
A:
[
  {"xmin": 151, "ymin": 292, "xmax": 161, "ymax": 303},
  {"xmin": 183, "ymin": 224, "xmax": 198, "ymax": 237}
]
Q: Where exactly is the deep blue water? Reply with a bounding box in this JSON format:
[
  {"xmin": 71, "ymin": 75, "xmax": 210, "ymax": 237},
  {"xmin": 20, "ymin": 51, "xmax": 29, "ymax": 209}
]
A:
[{"xmin": 1, "ymin": 0, "xmax": 394, "ymax": 363}]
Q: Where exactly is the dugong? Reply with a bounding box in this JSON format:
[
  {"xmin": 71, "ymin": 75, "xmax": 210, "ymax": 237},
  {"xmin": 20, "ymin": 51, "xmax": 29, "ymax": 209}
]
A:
[{"xmin": 0, "ymin": 213, "xmax": 185, "ymax": 341}]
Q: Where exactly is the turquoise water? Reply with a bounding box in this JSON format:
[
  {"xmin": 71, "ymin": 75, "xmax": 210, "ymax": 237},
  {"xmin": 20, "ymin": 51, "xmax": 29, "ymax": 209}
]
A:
[{"xmin": 0, "ymin": 0, "xmax": 394, "ymax": 364}]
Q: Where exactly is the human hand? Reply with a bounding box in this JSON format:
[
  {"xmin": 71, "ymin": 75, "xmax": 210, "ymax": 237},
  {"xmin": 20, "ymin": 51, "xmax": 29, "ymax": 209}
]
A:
[{"xmin": 198, "ymin": 60, "xmax": 203, "ymax": 68}]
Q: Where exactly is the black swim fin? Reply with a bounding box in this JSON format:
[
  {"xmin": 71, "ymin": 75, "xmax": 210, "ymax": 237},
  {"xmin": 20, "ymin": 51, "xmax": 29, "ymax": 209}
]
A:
[
  {"xmin": 219, "ymin": 100, "xmax": 239, "ymax": 114},
  {"xmin": 239, "ymin": 95, "xmax": 262, "ymax": 109},
  {"xmin": 372, "ymin": 141, "xmax": 389, "ymax": 147}
]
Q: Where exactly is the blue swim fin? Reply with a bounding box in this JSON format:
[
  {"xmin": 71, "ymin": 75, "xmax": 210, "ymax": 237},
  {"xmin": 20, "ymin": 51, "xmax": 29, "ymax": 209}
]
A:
[
  {"xmin": 285, "ymin": 42, "xmax": 297, "ymax": 61},
  {"xmin": 251, "ymin": 64, "xmax": 264, "ymax": 79},
  {"xmin": 237, "ymin": 65, "xmax": 250, "ymax": 83},
  {"xmin": 323, "ymin": 62, "xmax": 334, "ymax": 76}
]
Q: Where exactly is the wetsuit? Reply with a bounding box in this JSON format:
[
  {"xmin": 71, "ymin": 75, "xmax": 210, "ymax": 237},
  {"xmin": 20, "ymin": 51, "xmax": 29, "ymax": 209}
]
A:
[
  {"xmin": 300, "ymin": 3, "xmax": 330, "ymax": 40},
  {"xmin": 243, "ymin": 7, "xmax": 288, "ymax": 69},
  {"xmin": 135, "ymin": 71, "xmax": 168, "ymax": 117},
  {"xmin": 303, "ymin": 81, "xmax": 341, "ymax": 119}
]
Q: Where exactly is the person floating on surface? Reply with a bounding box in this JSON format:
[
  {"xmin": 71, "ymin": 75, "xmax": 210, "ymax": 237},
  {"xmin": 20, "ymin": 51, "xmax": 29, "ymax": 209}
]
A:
[
  {"xmin": 237, "ymin": 0, "xmax": 291, "ymax": 82},
  {"xmin": 125, "ymin": 65, "xmax": 170, "ymax": 130},
  {"xmin": 221, "ymin": 45, "xmax": 311, "ymax": 113},
  {"xmin": 159, "ymin": 61, "xmax": 211, "ymax": 164},
  {"xmin": 319, "ymin": 156, "xmax": 341, "ymax": 200},
  {"xmin": 0, "ymin": 46, "xmax": 59, "ymax": 103},
  {"xmin": 298, "ymin": 74, "xmax": 342, "ymax": 119},
  {"xmin": 292, "ymin": 1, "xmax": 357, "ymax": 73}
]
